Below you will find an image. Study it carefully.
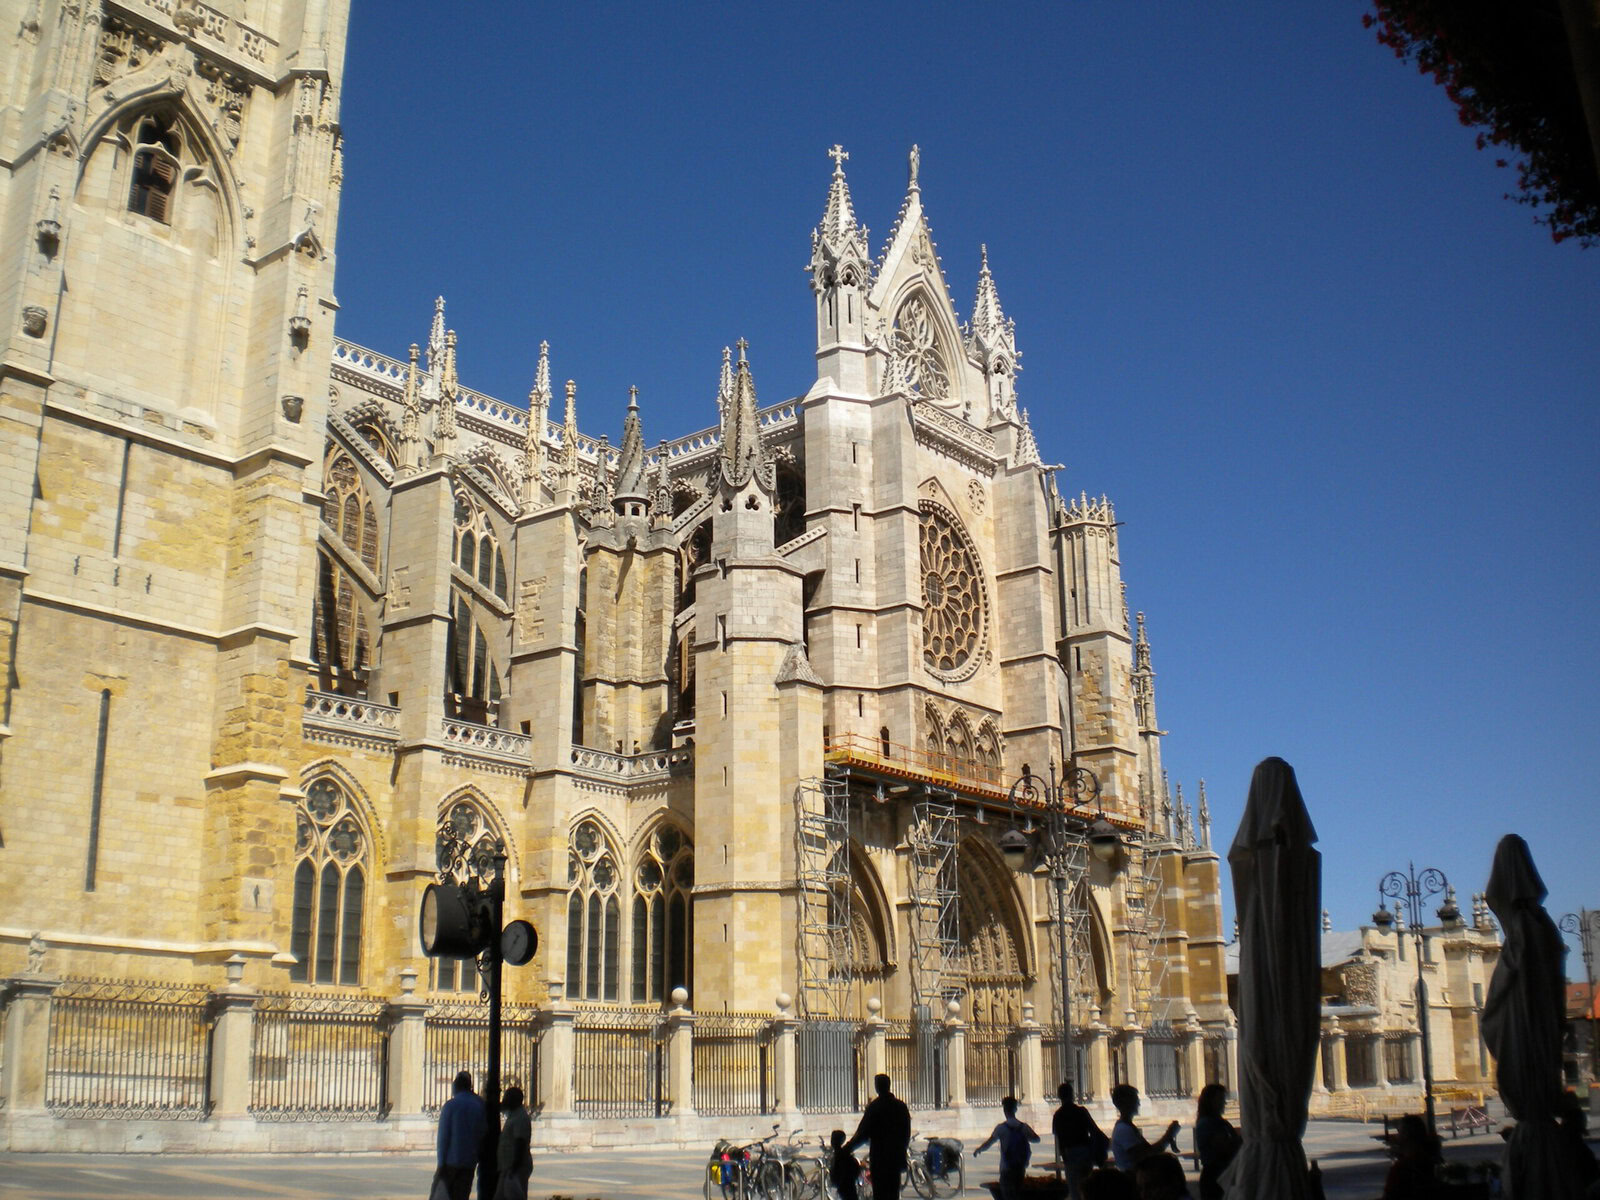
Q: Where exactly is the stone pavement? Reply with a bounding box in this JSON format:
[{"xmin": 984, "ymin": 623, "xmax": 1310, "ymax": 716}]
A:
[{"xmin": 0, "ymin": 1119, "xmax": 1542, "ymax": 1200}]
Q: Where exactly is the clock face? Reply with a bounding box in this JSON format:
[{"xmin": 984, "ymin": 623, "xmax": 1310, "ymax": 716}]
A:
[{"xmin": 501, "ymin": 919, "xmax": 537, "ymax": 967}]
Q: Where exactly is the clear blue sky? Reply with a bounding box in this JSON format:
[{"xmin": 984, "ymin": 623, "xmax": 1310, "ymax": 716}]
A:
[{"xmin": 334, "ymin": 4, "xmax": 1600, "ymax": 957}]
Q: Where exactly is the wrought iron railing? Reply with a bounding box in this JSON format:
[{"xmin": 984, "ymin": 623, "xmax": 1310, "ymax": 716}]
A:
[
  {"xmin": 1142, "ymin": 1023, "xmax": 1186, "ymax": 1099},
  {"xmin": 423, "ymin": 1002, "xmax": 544, "ymax": 1115},
  {"xmin": 796, "ymin": 1018, "xmax": 859, "ymax": 1113},
  {"xmin": 884, "ymin": 1018, "xmax": 944, "ymax": 1109},
  {"xmin": 692, "ymin": 1012, "xmax": 771, "ymax": 1116},
  {"xmin": 964, "ymin": 1023, "xmax": 1016, "ymax": 1106},
  {"xmin": 1382, "ymin": 1031, "xmax": 1414, "ymax": 1084},
  {"xmin": 249, "ymin": 992, "xmax": 389, "ymax": 1119},
  {"xmin": 44, "ymin": 978, "xmax": 211, "ymax": 1118},
  {"xmin": 572, "ymin": 1006, "xmax": 668, "ymax": 1118},
  {"xmin": 1042, "ymin": 1027, "xmax": 1093, "ymax": 1101}
]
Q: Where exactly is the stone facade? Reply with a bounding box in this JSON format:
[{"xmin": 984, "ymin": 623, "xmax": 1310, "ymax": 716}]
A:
[{"xmin": 0, "ymin": 2, "xmax": 1229, "ymax": 1144}]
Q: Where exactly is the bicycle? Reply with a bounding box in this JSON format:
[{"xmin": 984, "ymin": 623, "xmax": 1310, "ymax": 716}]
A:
[
  {"xmin": 765, "ymin": 1127, "xmax": 821, "ymax": 1200},
  {"xmin": 905, "ymin": 1132, "xmax": 965, "ymax": 1199},
  {"xmin": 705, "ymin": 1125, "xmax": 797, "ymax": 1200}
]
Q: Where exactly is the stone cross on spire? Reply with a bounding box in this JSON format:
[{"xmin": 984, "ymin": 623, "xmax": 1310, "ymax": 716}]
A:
[
  {"xmin": 810, "ymin": 145, "xmax": 871, "ymax": 295},
  {"xmin": 719, "ymin": 339, "xmax": 771, "ymax": 490},
  {"xmin": 828, "ymin": 143, "xmax": 848, "ymax": 170}
]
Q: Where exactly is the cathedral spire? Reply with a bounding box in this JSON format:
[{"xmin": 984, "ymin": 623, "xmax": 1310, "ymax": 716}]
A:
[
  {"xmin": 969, "ymin": 244, "xmax": 1020, "ymax": 419},
  {"xmin": 808, "ymin": 145, "xmax": 872, "ymax": 296},
  {"xmin": 399, "ymin": 342, "xmax": 423, "ymax": 474},
  {"xmin": 612, "ymin": 386, "xmax": 648, "ymax": 510},
  {"xmin": 433, "ymin": 329, "xmax": 459, "ymax": 458},
  {"xmin": 719, "ymin": 339, "xmax": 771, "ymax": 490},
  {"xmin": 521, "ymin": 340, "xmax": 550, "ymax": 506},
  {"xmin": 716, "ymin": 345, "xmax": 734, "ymax": 418}
]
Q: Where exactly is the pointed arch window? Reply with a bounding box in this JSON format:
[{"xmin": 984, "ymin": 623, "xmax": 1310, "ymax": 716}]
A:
[
  {"xmin": 452, "ymin": 490, "xmax": 508, "ymax": 601},
  {"xmin": 774, "ymin": 464, "xmax": 806, "ymax": 546},
  {"xmin": 890, "ymin": 295, "xmax": 951, "ymax": 406},
  {"xmin": 289, "ymin": 779, "xmax": 369, "ymax": 986},
  {"xmin": 975, "ymin": 723, "xmax": 1002, "ymax": 787},
  {"xmin": 312, "ymin": 449, "xmax": 379, "ymax": 695},
  {"xmin": 428, "ymin": 798, "xmax": 505, "ymax": 994},
  {"xmin": 566, "ymin": 820, "xmax": 620, "ymax": 1001},
  {"xmin": 447, "ymin": 590, "xmax": 502, "ymax": 722},
  {"xmin": 128, "ymin": 112, "xmax": 181, "ymax": 224},
  {"xmin": 631, "ymin": 825, "xmax": 694, "ymax": 1003}
]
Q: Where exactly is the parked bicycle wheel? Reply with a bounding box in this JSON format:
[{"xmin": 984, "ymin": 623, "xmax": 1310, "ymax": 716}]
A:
[
  {"xmin": 758, "ymin": 1155, "xmax": 789, "ymax": 1200},
  {"xmin": 905, "ymin": 1157, "xmax": 933, "ymax": 1200}
]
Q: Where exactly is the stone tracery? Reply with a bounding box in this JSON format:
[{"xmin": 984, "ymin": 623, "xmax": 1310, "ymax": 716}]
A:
[{"xmin": 918, "ymin": 501, "xmax": 988, "ymax": 681}]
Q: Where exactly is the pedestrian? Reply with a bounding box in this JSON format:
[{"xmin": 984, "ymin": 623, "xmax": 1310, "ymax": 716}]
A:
[
  {"xmin": 975, "ymin": 1095, "xmax": 1042, "ymax": 1200},
  {"xmin": 1053, "ymin": 1081, "xmax": 1108, "ymax": 1199},
  {"xmin": 492, "ymin": 1085, "xmax": 533, "ymax": 1200},
  {"xmin": 829, "ymin": 1128, "xmax": 861, "ymax": 1200},
  {"xmin": 435, "ymin": 1070, "xmax": 487, "ymax": 1200},
  {"xmin": 844, "ymin": 1073, "xmax": 913, "ymax": 1200},
  {"xmin": 1190, "ymin": 1084, "xmax": 1239, "ymax": 1200},
  {"xmin": 1109, "ymin": 1084, "xmax": 1180, "ymax": 1172}
]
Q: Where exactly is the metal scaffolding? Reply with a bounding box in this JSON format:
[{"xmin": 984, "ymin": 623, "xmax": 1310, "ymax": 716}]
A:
[
  {"xmin": 1042, "ymin": 830, "xmax": 1095, "ymax": 1030},
  {"xmin": 906, "ymin": 792, "xmax": 960, "ymax": 1016},
  {"xmin": 794, "ymin": 775, "xmax": 852, "ymax": 1019},
  {"xmin": 1125, "ymin": 828, "xmax": 1172, "ymax": 1025}
]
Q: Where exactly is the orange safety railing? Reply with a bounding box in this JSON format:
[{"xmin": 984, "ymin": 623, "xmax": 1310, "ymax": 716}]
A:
[{"xmin": 821, "ymin": 732, "xmax": 1145, "ymax": 830}]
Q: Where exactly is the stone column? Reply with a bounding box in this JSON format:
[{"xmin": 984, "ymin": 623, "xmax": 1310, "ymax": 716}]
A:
[
  {"xmin": 1223, "ymin": 1015, "xmax": 1239, "ymax": 1097},
  {"xmin": 0, "ymin": 973, "xmax": 61, "ymax": 1111},
  {"xmin": 538, "ymin": 979, "xmax": 576, "ymax": 1116},
  {"xmin": 1014, "ymin": 1003, "xmax": 1044, "ymax": 1106},
  {"xmin": 666, "ymin": 987, "xmax": 696, "ymax": 1120},
  {"xmin": 208, "ymin": 955, "xmax": 260, "ymax": 1117},
  {"xmin": 1326, "ymin": 1022, "xmax": 1349, "ymax": 1092},
  {"xmin": 1180, "ymin": 1012, "xmax": 1205, "ymax": 1099},
  {"xmin": 1312, "ymin": 1034, "xmax": 1328, "ymax": 1096},
  {"xmin": 862, "ymin": 998, "xmax": 887, "ymax": 1084},
  {"xmin": 1086, "ymin": 1008, "xmax": 1111, "ymax": 1102},
  {"xmin": 942, "ymin": 999, "xmax": 968, "ymax": 1111},
  {"xmin": 772, "ymin": 993, "xmax": 799, "ymax": 1116},
  {"xmin": 386, "ymin": 967, "xmax": 430, "ymax": 1117},
  {"xmin": 1406, "ymin": 1030, "xmax": 1423, "ymax": 1090},
  {"xmin": 1121, "ymin": 1019, "xmax": 1145, "ymax": 1099}
]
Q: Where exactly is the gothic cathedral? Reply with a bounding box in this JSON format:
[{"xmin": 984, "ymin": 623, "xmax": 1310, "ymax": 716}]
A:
[{"xmin": 0, "ymin": 0, "xmax": 1227, "ymax": 1059}]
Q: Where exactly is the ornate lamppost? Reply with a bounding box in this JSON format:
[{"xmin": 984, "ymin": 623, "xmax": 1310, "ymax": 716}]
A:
[
  {"xmin": 1003, "ymin": 761, "xmax": 1117, "ymax": 1090},
  {"xmin": 1559, "ymin": 908, "xmax": 1600, "ymax": 1083},
  {"xmin": 1374, "ymin": 862, "xmax": 1452, "ymax": 1136}
]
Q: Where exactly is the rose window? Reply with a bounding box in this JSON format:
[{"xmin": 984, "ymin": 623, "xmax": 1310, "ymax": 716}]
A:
[
  {"xmin": 919, "ymin": 502, "xmax": 988, "ymax": 680},
  {"xmin": 891, "ymin": 296, "xmax": 951, "ymax": 406}
]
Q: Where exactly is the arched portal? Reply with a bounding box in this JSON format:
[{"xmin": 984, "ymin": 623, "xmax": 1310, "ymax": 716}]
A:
[{"xmin": 952, "ymin": 838, "xmax": 1029, "ymax": 1025}]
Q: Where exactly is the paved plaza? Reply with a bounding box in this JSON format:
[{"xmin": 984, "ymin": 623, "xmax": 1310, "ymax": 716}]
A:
[{"xmin": 0, "ymin": 1118, "xmax": 1545, "ymax": 1200}]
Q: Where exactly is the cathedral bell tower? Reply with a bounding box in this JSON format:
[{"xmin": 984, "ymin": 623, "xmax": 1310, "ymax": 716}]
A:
[{"xmin": 691, "ymin": 343, "xmax": 814, "ymax": 1011}]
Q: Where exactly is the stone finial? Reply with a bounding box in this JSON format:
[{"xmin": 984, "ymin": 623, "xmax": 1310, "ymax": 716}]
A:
[
  {"xmin": 400, "ymin": 343, "xmax": 423, "ymax": 473},
  {"xmin": 1322, "ymin": 909, "xmax": 1333, "ymax": 934},
  {"xmin": 969, "ymin": 243, "xmax": 1017, "ymax": 365},
  {"xmin": 225, "ymin": 953, "xmax": 247, "ymax": 985},
  {"xmin": 433, "ymin": 329, "xmax": 459, "ymax": 453},
  {"xmin": 945, "ymin": 997, "xmax": 962, "ymax": 1021},
  {"xmin": 1015, "ymin": 407, "xmax": 1040, "ymax": 466},
  {"xmin": 559, "ymin": 379, "xmax": 581, "ymax": 493},
  {"xmin": 650, "ymin": 440, "xmax": 673, "ymax": 520},
  {"xmin": 399, "ymin": 967, "xmax": 418, "ymax": 996},
  {"xmin": 775, "ymin": 991, "xmax": 793, "ymax": 1015},
  {"xmin": 547, "ymin": 978, "xmax": 565, "ymax": 1003},
  {"xmin": 810, "ymin": 145, "xmax": 872, "ymax": 295},
  {"xmin": 716, "ymin": 345, "xmax": 734, "ymax": 416},
  {"xmin": 426, "ymin": 295, "xmax": 446, "ymax": 374},
  {"xmin": 866, "ymin": 996, "xmax": 882, "ymax": 1017},
  {"xmin": 1197, "ymin": 779, "xmax": 1210, "ymax": 849},
  {"xmin": 670, "ymin": 986, "xmax": 689, "ymax": 1011}
]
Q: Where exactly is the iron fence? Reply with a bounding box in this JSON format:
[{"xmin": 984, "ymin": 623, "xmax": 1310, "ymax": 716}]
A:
[
  {"xmin": 1382, "ymin": 1032, "xmax": 1414, "ymax": 1084},
  {"xmin": 250, "ymin": 992, "xmax": 389, "ymax": 1119},
  {"xmin": 423, "ymin": 1002, "xmax": 543, "ymax": 1115},
  {"xmin": 1042, "ymin": 1027, "xmax": 1092, "ymax": 1100},
  {"xmin": 1346, "ymin": 1033, "xmax": 1380, "ymax": 1089},
  {"xmin": 796, "ymin": 1018, "xmax": 858, "ymax": 1112},
  {"xmin": 44, "ymin": 978, "xmax": 211, "ymax": 1118},
  {"xmin": 964, "ymin": 1023, "xmax": 1016, "ymax": 1106},
  {"xmin": 884, "ymin": 1018, "xmax": 943, "ymax": 1109},
  {"xmin": 693, "ymin": 1012, "xmax": 771, "ymax": 1116},
  {"xmin": 1202, "ymin": 1035, "xmax": 1230, "ymax": 1091},
  {"xmin": 573, "ymin": 1006, "xmax": 667, "ymax": 1118},
  {"xmin": 1143, "ymin": 1022, "xmax": 1186, "ymax": 1099}
]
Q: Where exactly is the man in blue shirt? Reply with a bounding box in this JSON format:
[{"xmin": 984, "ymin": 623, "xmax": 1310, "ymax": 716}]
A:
[
  {"xmin": 974, "ymin": 1095, "xmax": 1041, "ymax": 1200},
  {"xmin": 436, "ymin": 1070, "xmax": 487, "ymax": 1200}
]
